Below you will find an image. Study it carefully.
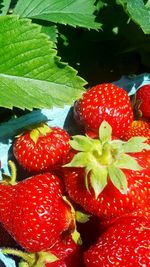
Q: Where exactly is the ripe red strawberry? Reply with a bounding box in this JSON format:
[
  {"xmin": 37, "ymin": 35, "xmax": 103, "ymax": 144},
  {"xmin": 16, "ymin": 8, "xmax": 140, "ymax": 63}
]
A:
[
  {"xmin": 13, "ymin": 124, "xmax": 70, "ymax": 173},
  {"xmin": 0, "ymin": 173, "xmax": 74, "ymax": 252},
  {"xmin": 63, "ymin": 121, "xmax": 150, "ymax": 221},
  {"xmin": 123, "ymin": 120, "xmax": 150, "ymax": 144},
  {"xmin": 3, "ymin": 235, "xmax": 84, "ymax": 267},
  {"xmin": 135, "ymin": 84, "xmax": 150, "ymax": 119},
  {"xmin": 74, "ymin": 83, "xmax": 133, "ymax": 138},
  {"xmin": 84, "ymin": 216, "xmax": 150, "ymax": 266},
  {"xmin": 46, "ymin": 236, "xmax": 84, "ymax": 267},
  {"xmin": 98, "ymin": 205, "xmax": 150, "ymax": 230}
]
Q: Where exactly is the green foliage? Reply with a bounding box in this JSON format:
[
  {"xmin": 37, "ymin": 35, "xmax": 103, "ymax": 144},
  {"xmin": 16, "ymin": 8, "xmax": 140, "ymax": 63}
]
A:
[
  {"xmin": 14, "ymin": 0, "xmax": 101, "ymax": 30},
  {"xmin": 0, "ymin": 15, "xmax": 86, "ymax": 110},
  {"xmin": 0, "ymin": 0, "xmax": 150, "ymax": 122},
  {"xmin": 0, "ymin": 0, "xmax": 11, "ymax": 15},
  {"xmin": 117, "ymin": 0, "xmax": 150, "ymax": 34}
]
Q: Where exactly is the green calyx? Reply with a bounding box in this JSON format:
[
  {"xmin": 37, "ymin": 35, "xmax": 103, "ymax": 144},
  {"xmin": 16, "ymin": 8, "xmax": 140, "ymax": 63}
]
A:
[
  {"xmin": 62, "ymin": 196, "xmax": 82, "ymax": 245},
  {"xmin": 65, "ymin": 121, "xmax": 150, "ymax": 198},
  {"xmin": 1, "ymin": 161, "xmax": 17, "ymax": 185},
  {"xmin": 29, "ymin": 123, "xmax": 52, "ymax": 143},
  {"xmin": 2, "ymin": 248, "xmax": 58, "ymax": 267},
  {"xmin": 75, "ymin": 210, "xmax": 91, "ymax": 223}
]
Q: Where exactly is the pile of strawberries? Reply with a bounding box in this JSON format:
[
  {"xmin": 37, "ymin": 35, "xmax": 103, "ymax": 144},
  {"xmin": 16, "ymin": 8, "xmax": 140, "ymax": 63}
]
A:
[{"xmin": 0, "ymin": 83, "xmax": 150, "ymax": 267}]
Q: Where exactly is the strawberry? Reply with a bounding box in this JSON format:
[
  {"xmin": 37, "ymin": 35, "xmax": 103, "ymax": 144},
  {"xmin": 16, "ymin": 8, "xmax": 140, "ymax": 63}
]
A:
[
  {"xmin": 3, "ymin": 235, "xmax": 84, "ymax": 267},
  {"xmin": 13, "ymin": 124, "xmax": 70, "ymax": 173},
  {"xmin": 74, "ymin": 83, "xmax": 133, "ymax": 138},
  {"xmin": 98, "ymin": 204, "xmax": 150, "ymax": 230},
  {"xmin": 0, "ymin": 172, "xmax": 74, "ymax": 252},
  {"xmin": 135, "ymin": 84, "xmax": 150, "ymax": 119},
  {"xmin": 84, "ymin": 216, "xmax": 150, "ymax": 267},
  {"xmin": 123, "ymin": 120, "xmax": 150, "ymax": 144},
  {"xmin": 63, "ymin": 121, "xmax": 150, "ymax": 221},
  {"xmin": 46, "ymin": 236, "xmax": 84, "ymax": 267}
]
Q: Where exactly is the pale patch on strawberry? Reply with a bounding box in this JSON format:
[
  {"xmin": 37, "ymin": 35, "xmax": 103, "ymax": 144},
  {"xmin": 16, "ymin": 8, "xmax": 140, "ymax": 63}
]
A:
[{"xmin": 13, "ymin": 124, "xmax": 70, "ymax": 173}]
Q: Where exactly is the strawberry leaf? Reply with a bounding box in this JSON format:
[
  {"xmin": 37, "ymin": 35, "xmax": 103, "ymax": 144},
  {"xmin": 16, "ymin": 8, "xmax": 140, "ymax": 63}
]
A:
[
  {"xmin": 41, "ymin": 24, "xmax": 58, "ymax": 43},
  {"xmin": 0, "ymin": 0, "xmax": 11, "ymax": 15},
  {"xmin": 99, "ymin": 121, "xmax": 112, "ymax": 144},
  {"xmin": 145, "ymin": 0, "xmax": 150, "ymax": 8},
  {"xmin": 36, "ymin": 251, "xmax": 58, "ymax": 265},
  {"xmin": 14, "ymin": 0, "xmax": 101, "ymax": 30},
  {"xmin": 90, "ymin": 167, "xmax": 108, "ymax": 198},
  {"xmin": 85, "ymin": 166, "xmax": 92, "ymax": 193},
  {"xmin": 122, "ymin": 137, "xmax": 150, "ymax": 152},
  {"xmin": 65, "ymin": 122, "xmax": 149, "ymax": 196},
  {"xmin": 65, "ymin": 152, "xmax": 90, "ymax": 168},
  {"xmin": 70, "ymin": 135, "xmax": 100, "ymax": 152},
  {"xmin": 118, "ymin": 0, "xmax": 150, "ymax": 34},
  {"xmin": 62, "ymin": 196, "xmax": 82, "ymax": 245},
  {"xmin": 75, "ymin": 211, "xmax": 90, "ymax": 223},
  {"xmin": 115, "ymin": 154, "xmax": 143, "ymax": 170},
  {"xmin": 0, "ymin": 15, "xmax": 86, "ymax": 110},
  {"xmin": 108, "ymin": 165, "xmax": 128, "ymax": 194}
]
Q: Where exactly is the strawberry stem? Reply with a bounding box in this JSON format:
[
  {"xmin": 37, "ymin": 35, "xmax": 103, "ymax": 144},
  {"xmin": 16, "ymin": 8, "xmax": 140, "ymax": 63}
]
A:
[
  {"xmin": 2, "ymin": 248, "xmax": 35, "ymax": 265},
  {"xmin": 8, "ymin": 160, "xmax": 17, "ymax": 185},
  {"xmin": 2, "ymin": 249, "xmax": 58, "ymax": 267},
  {"xmin": 66, "ymin": 121, "xmax": 150, "ymax": 197},
  {"xmin": 62, "ymin": 196, "xmax": 82, "ymax": 245},
  {"xmin": 99, "ymin": 143, "xmax": 113, "ymax": 165},
  {"xmin": 30, "ymin": 123, "xmax": 52, "ymax": 143},
  {"xmin": 19, "ymin": 262, "xmax": 29, "ymax": 267}
]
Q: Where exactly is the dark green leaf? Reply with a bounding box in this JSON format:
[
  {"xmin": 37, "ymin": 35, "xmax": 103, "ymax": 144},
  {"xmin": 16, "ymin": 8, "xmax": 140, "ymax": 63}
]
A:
[
  {"xmin": 14, "ymin": 0, "xmax": 101, "ymax": 30},
  {"xmin": 118, "ymin": 0, "xmax": 150, "ymax": 34},
  {"xmin": 41, "ymin": 24, "xmax": 58, "ymax": 43}
]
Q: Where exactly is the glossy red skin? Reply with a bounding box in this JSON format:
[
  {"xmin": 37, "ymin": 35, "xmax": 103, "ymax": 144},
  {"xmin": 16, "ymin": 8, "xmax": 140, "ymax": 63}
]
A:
[
  {"xmin": 64, "ymin": 150, "xmax": 150, "ymax": 221},
  {"xmin": 84, "ymin": 216, "xmax": 150, "ymax": 267},
  {"xmin": 46, "ymin": 236, "xmax": 84, "ymax": 267},
  {"xmin": 123, "ymin": 120, "xmax": 150, "ymax": 144},
  {"xmin": 0, "ymin": 173, "xmax": 72, "ymax": 252},
  {"xmin": 74, "ymin": 83, "xmax": 133, "ymax": 138},
  {"xmin": 13, "ymin": 127, "xmax": 70, "ymax": 173},
  {"xmin": 136, "ymin": 84, "xmax": 150, "ymax": 119}
]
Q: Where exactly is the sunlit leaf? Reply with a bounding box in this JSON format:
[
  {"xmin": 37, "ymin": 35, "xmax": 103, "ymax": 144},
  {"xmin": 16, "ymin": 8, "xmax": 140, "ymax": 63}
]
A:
[
  {"xmin": 0, "ymin": 15, "xmax": 86, "ymax": 110},
  {"xmin": 14, "ymin": 0, "xmax": 101, "ymax": 30}
]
